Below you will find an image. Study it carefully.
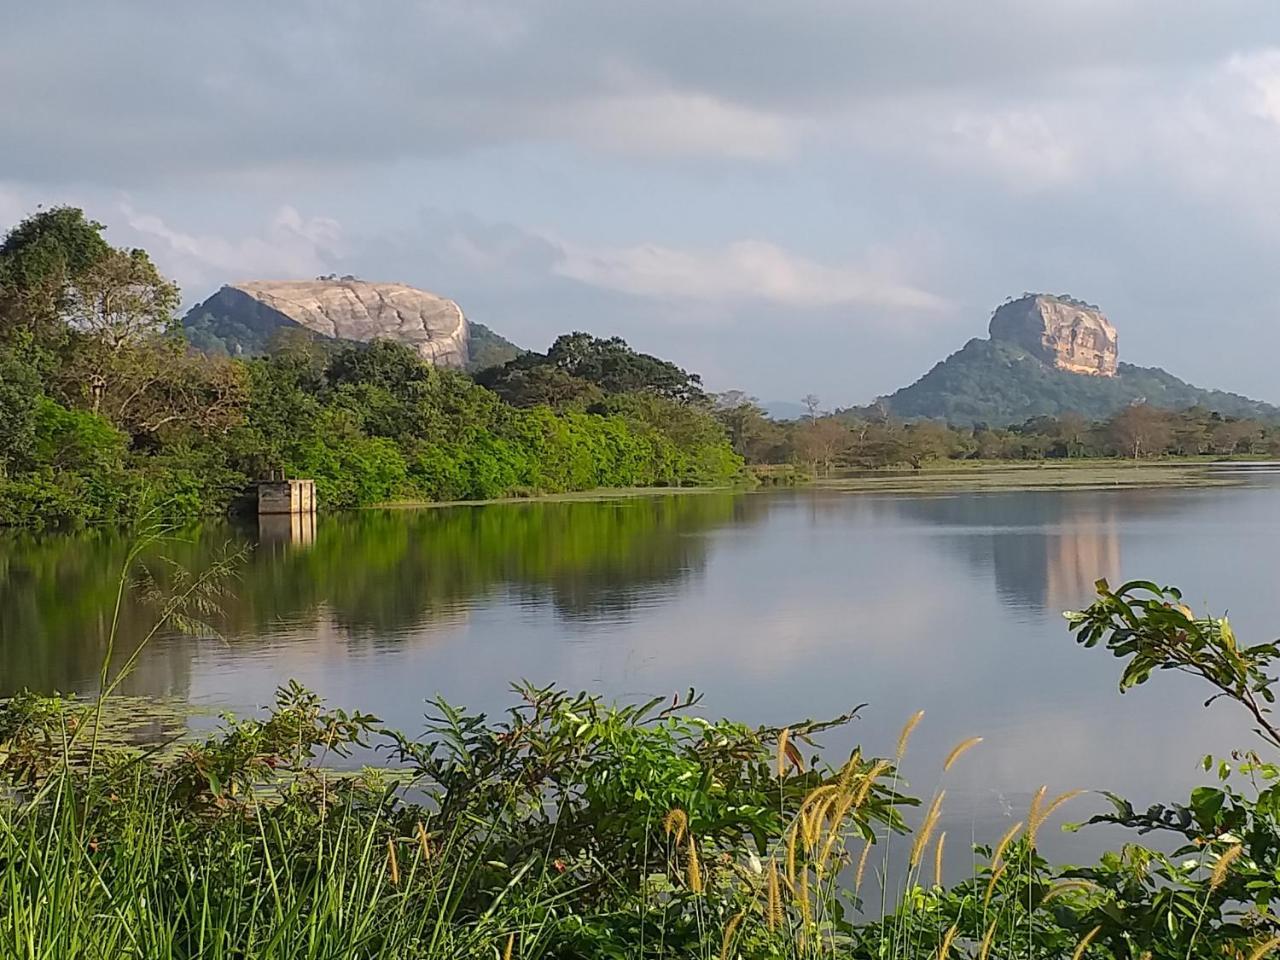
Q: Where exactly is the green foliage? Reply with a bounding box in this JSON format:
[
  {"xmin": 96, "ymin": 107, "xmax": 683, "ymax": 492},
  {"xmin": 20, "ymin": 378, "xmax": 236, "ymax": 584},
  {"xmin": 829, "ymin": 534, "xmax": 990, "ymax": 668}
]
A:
[
  {"xmin": 480, "ymin": 331, "xmax": 707, "ymax": 407},
  {"xmin": 735, "ymin": 402, "xmax": 1280, "ymax": 471},
  {"xmin": 0, "ymin": 345, "xmax": 40, "ymax": 473},
  {"xmin": 872, "ymin": 337, "xmax": 1278, "ymax": 426},
  {"xmin": 0, "ymin": 678, "xmax": 902, "ymax": 958},
  {"xmin": 0, "ymin": 208, "xmax": 742, "ymax": 528},
  {"xmin": 1068, "ymin": 580, "xmax": 1280, "ymax": 726},
  {"xmin": 0, "ymin": 206, "xmax": 112, "ymax": 344},
  {"xmin": 465, "ymin": 321, "xmax": 524, "ymax": 373},
  {"xmin": 33, "ymin": 397, "xmax": 127, "ymax": 470}
]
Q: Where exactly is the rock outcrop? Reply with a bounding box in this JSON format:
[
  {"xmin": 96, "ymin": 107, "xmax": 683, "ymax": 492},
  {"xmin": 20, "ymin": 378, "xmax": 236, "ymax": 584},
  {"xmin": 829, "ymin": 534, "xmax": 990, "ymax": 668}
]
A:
[
  {"xmin": 865, "ymin": 292, "xmax": 1278, "ymax": 425},
  {"xmin": 988, "ymin": 294, "xmax": 1117, "ymax": 377},
  {"xmin": 190, "ymin": 280, "xmax": 470, "ymax": 367}
]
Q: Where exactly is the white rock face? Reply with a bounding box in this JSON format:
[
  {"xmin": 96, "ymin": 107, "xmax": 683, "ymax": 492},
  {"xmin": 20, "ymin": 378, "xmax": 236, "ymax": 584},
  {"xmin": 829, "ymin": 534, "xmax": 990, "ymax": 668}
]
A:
[
  {"xmin": 988, "ymin": 294, "xmax": 1118, "ymax": 377},
  {"xmin": 225, "ymin": 280, "xmax": 469, "ymax": 367}
]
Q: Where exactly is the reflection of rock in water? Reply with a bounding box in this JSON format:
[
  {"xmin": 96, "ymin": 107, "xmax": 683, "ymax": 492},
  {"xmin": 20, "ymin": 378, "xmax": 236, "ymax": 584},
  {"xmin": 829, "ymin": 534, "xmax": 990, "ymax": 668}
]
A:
[
  {"xmin": 1045, "ymin": 523, "xmax": 1121, "ymax": 612},
  {"xmin": 878, "ymin": 490, "xmax": 1190, "ymax": 614},
  {"xmin": 258, "ymin": 511, "xmax": 317, "ymax": 551}
]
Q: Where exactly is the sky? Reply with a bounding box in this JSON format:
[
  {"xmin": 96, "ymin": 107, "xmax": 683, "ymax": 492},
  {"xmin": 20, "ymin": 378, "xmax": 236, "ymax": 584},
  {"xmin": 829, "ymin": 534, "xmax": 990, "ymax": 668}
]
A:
[{"xmin": 5, "ymin": 2, "xmax": 1280, "ymax": 407}]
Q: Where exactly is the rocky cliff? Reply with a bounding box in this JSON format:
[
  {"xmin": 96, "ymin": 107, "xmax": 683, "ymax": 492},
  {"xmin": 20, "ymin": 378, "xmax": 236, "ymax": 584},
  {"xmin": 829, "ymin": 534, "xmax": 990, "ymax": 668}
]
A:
[
  {"xmin": 186, "ymin": 280, "xmax": 470, "ymax": 367},
  {"xmin": 862, "ymin": 293, "xmax": 1277, "ymax": 425},
  {"xmin": 988, "ymin": 294, "xmax": 1117, "ymax": 377}
]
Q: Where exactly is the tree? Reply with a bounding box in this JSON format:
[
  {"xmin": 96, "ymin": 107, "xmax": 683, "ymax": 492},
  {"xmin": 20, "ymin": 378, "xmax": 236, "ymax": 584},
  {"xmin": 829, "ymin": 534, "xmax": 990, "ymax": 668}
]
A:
[
  {"xmin": 546, "ymin": 332, "xmax": 706, "ymax": 403},
  {"xmin": 1209, "ymin": 418, "xmax": 1259, "ymax": 457},
  {"xmin": 801, "ymin": 394, "xmax": 821, "ymax": 423},
  {"xmin": 793, "ymin": 417, "xmax": 848, "ymax": 475},
  {"xmin": 844, "ymin": 417, "xmax": 911, "ymax": 468},
  {"xmin": 1108, "ymin": 403, "xmax": 1173, "ymax": 459},
  {"xmin": 713, "ymin": 391, "xmax": 777, "ymax": 461},
  {"xmin": 0, "ymin": 347, "xmax": 40, "ymax": 475},
  {"xmin": 482, "ymin": 364, "xmax": 602, "ymax": 410},
  {"xmin": 479, "ymin": 332, "xmax": 707, "ymax": 407},
  {"xmin": 57, "ymin": 248, "xmax": 181, "ymax": 419},
  {"xmin": 1056, "ymin": 412, "xmax": 1089, "ymax": 458},
  {"xmin": 0, "ymin": 206, "xmax": 112, "ymax": 345},
  {"xmin": 65, "ymin": 247, "xmax": 179, "ymax": 350},
  {"xmin": 900, "ymin": 420, "xmax": 955, "ymax": 469},
  {"xmin": 107, "ymin": 341, "xmax": 247, "ymax": 438}
]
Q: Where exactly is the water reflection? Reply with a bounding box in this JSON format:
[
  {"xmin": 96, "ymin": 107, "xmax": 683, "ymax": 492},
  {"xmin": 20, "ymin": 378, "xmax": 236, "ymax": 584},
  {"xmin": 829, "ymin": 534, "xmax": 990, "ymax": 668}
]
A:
[
  {"xmin": 879, "ymin": 490, "xmax": 1204, "ymax": 614},
  {"xmin": 6, "ymin": 482, "xmax": 1280, "ymax": 871},
  {"xmin": 258, "ymin": 511, "xmax": 317, "ymax": 549},
  {"xmin": 0, "ymin": 493, "xmax": 753, "ymax": 696}
]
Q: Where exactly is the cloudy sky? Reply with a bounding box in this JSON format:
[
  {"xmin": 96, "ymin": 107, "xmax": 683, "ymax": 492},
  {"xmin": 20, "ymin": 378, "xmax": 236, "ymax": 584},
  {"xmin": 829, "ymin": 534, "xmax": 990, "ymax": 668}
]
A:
[{"xmin": 5, "ymin": 2, "xmax": 1280, "ymax": 406}]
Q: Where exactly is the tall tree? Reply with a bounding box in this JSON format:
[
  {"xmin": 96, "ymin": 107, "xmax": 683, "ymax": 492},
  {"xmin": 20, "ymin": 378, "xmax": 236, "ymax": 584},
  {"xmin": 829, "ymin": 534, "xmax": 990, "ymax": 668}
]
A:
[
  {"xmin": 0, "ymin": 206, "xmax": 112, "ymax": 345},
  {"xmin": 801, "ymin": 394, "xmax": 821, "ymax": 423},
  {"xmin": 793, "ymin": 417, "xmax": 848, "ymax": 475},
  {"xmin": 60, "ymin": 248, "xmax": 180, "ymax": 415},
  {"xmin": 713, "ymin": 390, "xmax": 777, "ymax": 460}
]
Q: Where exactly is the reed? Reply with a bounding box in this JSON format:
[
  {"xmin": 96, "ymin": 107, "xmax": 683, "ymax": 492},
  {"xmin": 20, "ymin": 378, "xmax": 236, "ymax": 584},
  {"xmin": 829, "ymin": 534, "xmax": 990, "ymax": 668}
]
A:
[
  {"xmin": 942, "ymin": 736, "xmax": 983, "ymax": 772},
  {"xmin": 1211, "ymin": 843, "xmax": 1244, "ymax": 890},
  {"xmin": 909, "ymin": 791, "xmax": 945, "ymax": 869},
  {"xmin": 1071, "ymin": 925, "xmax": 1102, "ymax": 960},
  {"xmin": 896, "ymin": 710, "xmax": 925, "ymax": 759}
]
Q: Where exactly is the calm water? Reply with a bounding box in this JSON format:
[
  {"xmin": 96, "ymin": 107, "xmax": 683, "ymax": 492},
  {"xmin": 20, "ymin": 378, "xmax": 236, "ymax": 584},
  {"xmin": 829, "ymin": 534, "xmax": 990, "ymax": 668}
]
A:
[{"xmin": 5, "ymin": 474, "xmax": 1280, "ymax": 865}]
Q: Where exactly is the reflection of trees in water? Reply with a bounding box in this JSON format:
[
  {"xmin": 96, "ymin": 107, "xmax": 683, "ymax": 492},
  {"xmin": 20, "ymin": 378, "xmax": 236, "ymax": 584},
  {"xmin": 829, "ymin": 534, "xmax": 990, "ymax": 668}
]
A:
[
  {"xmin": 0, "ymin": 493, "xmax": 752, "ymax": 695},
  {"xmin": 879, "ymin": 489, "xmax": 1196, "ymax": 614}
]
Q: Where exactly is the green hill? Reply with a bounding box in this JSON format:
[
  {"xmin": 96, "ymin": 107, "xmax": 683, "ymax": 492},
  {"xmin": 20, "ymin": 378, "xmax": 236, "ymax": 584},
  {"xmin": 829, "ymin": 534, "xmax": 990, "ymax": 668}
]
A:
[
  {"xmin": 875, "ymin": 337, "xmax": 1278, "ymax": 425},
  {"xmin": 465, "ymin": 322, "xmax": 523, "ymax": 372}
]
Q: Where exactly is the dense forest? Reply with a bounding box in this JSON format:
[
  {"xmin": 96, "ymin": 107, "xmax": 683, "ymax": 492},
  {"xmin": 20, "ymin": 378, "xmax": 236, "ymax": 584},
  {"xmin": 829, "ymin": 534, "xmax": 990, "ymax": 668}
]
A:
[{"xmin": 0, "ymin": 208, "xmax": 743, "ymax": 528}]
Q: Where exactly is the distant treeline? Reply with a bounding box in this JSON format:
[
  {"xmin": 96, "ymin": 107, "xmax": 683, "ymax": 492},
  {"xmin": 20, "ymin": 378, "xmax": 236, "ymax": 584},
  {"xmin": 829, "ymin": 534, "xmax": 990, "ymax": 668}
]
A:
[
  {"xmin": 0, "ymin": 208, "xmax": 742, "ymax": 528},
  {"xmin": 713, "ymin": 393, "xmax": 1280, "ymax": 473}
]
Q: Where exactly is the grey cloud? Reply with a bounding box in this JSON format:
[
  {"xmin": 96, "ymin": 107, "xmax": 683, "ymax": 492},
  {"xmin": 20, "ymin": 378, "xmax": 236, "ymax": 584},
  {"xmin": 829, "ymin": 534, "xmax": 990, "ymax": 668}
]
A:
[
  {"xmin": 6, "ymin": 1, "xmax": 1280, "ymax": 182},
  {"xmin": 8, "ymin": 4, "xmax": 1280, "ymax": 406}
]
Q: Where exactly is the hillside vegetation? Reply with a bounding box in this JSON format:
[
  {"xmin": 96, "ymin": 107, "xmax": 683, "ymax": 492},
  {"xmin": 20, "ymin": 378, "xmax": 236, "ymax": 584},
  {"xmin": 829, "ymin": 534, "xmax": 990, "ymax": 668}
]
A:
[{"xmin": 871, "ymin": 338, "xmax": 1277, "ymax": 425}]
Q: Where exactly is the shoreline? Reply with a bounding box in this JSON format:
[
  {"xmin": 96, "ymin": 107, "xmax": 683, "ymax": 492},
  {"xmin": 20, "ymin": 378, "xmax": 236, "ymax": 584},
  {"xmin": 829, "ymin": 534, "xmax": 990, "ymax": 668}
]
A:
[
  {"xmin": 368, "ymin": 459, "xmax": 1276, "ymax": 512},
  {"xmin": 371, "ymin": 484, "xmax": 739, "ymax": 511},
  {"xmin": 808, "ymin": 459, "xmax": 1261, "ymax": 495}
]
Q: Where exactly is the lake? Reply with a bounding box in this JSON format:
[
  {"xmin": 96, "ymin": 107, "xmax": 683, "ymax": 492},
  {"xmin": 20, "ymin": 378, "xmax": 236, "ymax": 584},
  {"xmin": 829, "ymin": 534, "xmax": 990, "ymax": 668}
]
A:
[{"xmin": 4, "ymin": 471, "xmax": 1280, "ymax": 867}]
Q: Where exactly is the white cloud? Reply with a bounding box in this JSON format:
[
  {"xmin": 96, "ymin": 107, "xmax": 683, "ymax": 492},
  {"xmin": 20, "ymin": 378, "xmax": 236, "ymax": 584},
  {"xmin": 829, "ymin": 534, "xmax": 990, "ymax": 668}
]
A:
[
  {"xmin": 553, "ymin": 238, "xmax": 947, "ymax": 310},
  {"xmin": 119, "ymin": 203, "xmax": 343, "ymax": 297}
]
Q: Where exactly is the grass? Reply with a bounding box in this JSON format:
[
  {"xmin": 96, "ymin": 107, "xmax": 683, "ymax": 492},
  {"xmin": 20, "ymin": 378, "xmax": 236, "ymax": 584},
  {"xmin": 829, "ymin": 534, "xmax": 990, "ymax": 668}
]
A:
[
  {"xmin": 809, "ymin": 460, "xmax": 1241, "ymax": 494},
  {"xmin": 374, "ymin": 484, "xmax": 738, "ymax": 511},
  {"xmin": 376, "ymin": 459, "xmax": 1246, "ymax": 510}
]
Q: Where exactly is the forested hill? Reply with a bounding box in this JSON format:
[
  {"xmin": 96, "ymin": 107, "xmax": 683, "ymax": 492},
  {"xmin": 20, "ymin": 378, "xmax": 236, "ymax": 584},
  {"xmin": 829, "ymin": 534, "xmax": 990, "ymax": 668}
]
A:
[
  {"xmin": 872, "ymin": 338, "xmax": 1278, "ymax": 425},
  {"xmin": 0, "ymin": 207, "xmax": 742, "ymax": 529}
]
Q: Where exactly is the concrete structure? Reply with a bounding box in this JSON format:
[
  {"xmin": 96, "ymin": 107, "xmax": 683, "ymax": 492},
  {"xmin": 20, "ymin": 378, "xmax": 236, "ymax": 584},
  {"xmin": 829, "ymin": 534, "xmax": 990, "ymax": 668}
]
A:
[{"xmin": 257, "ymin": 478, "xmax": 317, "ymax": 515}]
